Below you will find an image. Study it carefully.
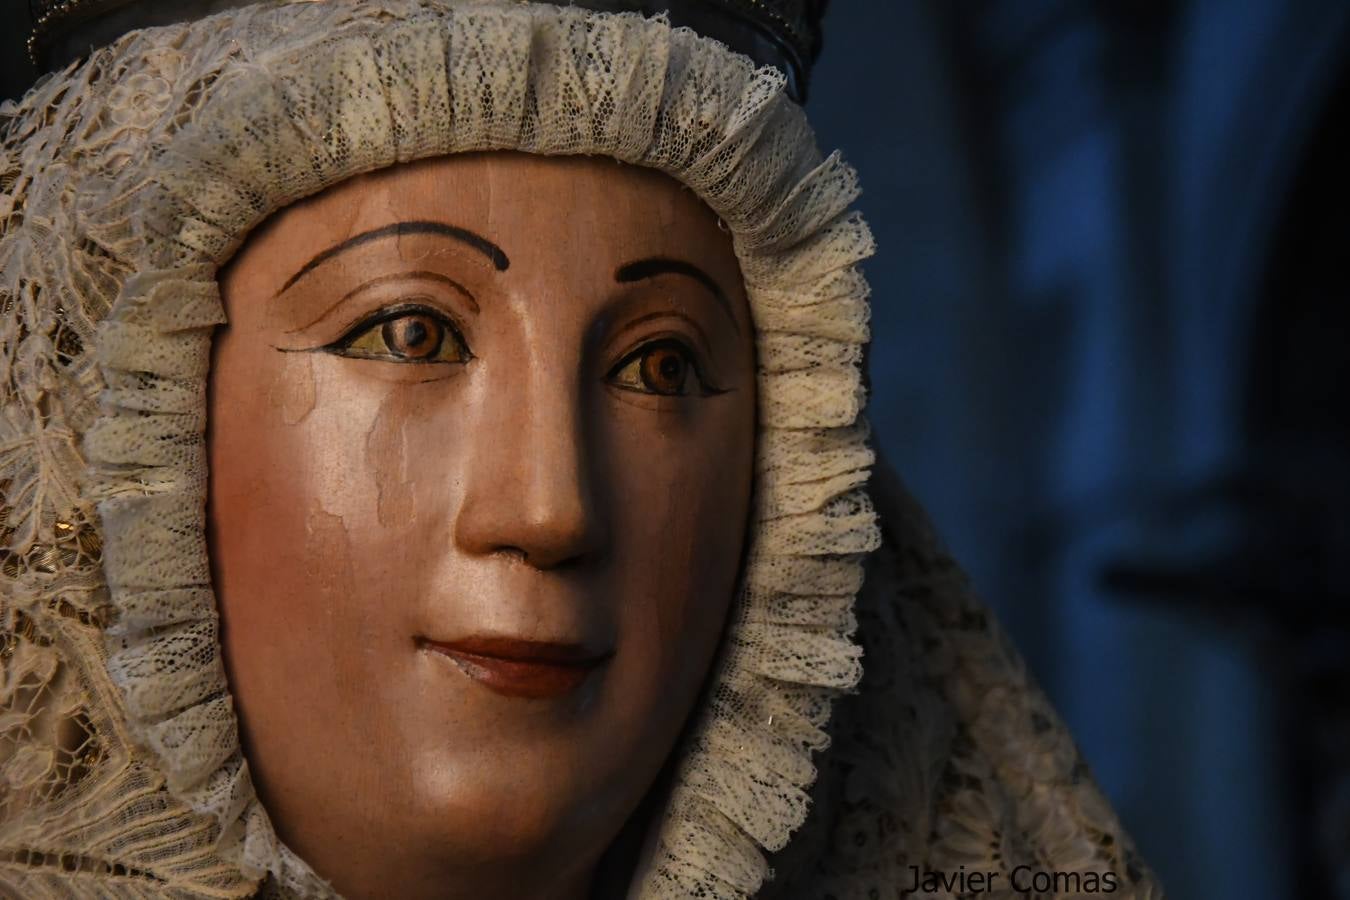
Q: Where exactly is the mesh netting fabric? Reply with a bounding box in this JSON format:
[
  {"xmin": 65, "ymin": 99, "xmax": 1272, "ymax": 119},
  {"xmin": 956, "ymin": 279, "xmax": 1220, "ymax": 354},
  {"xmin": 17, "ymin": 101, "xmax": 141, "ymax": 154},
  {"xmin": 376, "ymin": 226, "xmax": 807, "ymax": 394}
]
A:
[{"xmin": 0, "ymin": 1, "xmax": 1162, "ymax": 897}]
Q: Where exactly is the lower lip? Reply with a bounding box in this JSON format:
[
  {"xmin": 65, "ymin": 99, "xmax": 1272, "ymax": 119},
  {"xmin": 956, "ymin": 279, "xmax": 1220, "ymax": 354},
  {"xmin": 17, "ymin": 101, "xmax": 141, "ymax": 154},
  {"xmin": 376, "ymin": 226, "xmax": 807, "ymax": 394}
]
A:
[{"xmin": 421, "ymin": 645, "xmax": 606, "ymax": 699}]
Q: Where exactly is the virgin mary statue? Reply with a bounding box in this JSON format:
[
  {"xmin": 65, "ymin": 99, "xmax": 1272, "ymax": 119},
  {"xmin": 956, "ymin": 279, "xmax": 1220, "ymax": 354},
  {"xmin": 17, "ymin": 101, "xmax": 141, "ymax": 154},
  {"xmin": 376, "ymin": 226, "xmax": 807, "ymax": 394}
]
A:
[{"xmin": 0, "ymin": 1, "xmax": 1163, "ymax": 897}]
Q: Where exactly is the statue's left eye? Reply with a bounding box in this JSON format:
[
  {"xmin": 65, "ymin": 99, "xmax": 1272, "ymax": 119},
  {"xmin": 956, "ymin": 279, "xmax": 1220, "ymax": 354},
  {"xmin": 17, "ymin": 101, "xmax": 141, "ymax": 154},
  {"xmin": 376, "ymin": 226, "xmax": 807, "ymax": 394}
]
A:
[
  {"xmin": 330, "ymin": 305, "xmax": 469, "ymax": 364},
  {"xmin": 608, "ymin": 340, "xmax": 704, "ymax": 396}
]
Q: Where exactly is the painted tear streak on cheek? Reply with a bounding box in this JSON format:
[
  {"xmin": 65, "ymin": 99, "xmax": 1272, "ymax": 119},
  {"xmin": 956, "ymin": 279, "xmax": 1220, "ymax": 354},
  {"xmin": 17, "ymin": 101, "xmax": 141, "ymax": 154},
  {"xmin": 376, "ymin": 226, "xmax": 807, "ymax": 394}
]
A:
[
  {"xmin": 267, "ymin": 352, "xmax": 318, "ymax": 426},
  {"xmin": 300, "ymin": 505, "xmax": 376, "ymax": 719},
  {"xmin": 365, "ymin": 388, "xmax": 417, "ymax": 528},
  {"xmin": 301, "ymin": 505, "xmax": 358, "ymax": 613}
]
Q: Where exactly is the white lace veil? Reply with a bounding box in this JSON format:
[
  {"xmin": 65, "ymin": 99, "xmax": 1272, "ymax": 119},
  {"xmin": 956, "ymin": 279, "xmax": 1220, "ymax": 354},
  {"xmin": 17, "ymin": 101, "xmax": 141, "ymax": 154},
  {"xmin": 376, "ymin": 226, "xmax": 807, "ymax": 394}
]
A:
[{"xmin": 0, "ymin": 2, "xmax": 1162, "ymax": 897}]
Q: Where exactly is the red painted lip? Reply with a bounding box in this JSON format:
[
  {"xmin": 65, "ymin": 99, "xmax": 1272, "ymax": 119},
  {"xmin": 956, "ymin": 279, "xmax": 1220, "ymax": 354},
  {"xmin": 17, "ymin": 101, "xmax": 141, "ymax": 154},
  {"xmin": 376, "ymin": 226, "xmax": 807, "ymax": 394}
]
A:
[{"xmin": 417, "ymin": 636, "xmax": 613, "ymax": 699}]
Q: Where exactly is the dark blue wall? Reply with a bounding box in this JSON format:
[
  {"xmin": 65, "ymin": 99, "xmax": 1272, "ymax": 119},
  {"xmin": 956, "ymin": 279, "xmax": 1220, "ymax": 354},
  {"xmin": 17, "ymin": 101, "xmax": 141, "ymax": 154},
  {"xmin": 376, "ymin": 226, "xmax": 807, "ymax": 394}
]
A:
[{"xmin": 807, "ymin": 2, "xmax": 1350, "ymax": 898}]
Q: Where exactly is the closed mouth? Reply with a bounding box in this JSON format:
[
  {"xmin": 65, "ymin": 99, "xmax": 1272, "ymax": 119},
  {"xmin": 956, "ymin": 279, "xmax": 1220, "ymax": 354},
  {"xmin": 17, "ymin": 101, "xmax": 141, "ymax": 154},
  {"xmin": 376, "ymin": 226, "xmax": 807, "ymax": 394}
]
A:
[{"xmin": 417, "ymin": 635, "xmax": 613, "ymax": 699}]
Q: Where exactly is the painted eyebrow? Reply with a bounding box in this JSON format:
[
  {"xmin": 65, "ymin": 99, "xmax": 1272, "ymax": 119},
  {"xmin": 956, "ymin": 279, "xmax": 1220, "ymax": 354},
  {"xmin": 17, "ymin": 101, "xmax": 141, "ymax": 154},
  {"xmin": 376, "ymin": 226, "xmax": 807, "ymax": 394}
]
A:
[
  {"xmin": 276, "ymin": 220, "xmax": 510, "ymax": 296},
  {"xmin": 614, "ymin": 257, "xmax": 742, "ymax": 335}
]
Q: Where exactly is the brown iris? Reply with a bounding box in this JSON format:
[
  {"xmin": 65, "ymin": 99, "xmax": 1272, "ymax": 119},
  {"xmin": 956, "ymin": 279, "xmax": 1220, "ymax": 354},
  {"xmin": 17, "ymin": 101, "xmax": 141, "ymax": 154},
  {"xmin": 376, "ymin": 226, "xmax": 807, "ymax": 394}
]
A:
[
  {"xmin": 330, "ymin": 305, "xmax": 468, "ymax": 364},
  {"xmin": 640, "ymin": 346, "xmax": 688, "ymax": 395},
  {"xmin": 381, "ymin": 314, "xmax": 442, "ymax": 360},
  {"xmin": 609, "ymin": 340, "xmax": 704, "ymax": 396}
]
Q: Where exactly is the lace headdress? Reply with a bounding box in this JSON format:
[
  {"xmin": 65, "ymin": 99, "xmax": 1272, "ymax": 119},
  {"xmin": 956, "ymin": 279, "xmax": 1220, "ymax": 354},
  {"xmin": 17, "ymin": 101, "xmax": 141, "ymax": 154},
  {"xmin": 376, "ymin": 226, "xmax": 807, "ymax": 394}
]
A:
[{"xmin": 0, "ymin": 1, "xmax": 1163, "ymax": 897}]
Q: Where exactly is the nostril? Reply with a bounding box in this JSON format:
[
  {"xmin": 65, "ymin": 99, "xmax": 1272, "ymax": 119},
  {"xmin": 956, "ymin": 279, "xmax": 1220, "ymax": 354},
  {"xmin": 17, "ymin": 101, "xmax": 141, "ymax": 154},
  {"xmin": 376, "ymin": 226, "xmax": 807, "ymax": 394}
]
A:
[
  {"xmin": 464, "ymin": 516, "xmax": 605, "ymax": 570},
  {"xmin": 510, "ymin": 529, "xmax": 604, "ymax": 571},
  {"xmin": 494, "ymin": 545, "xmax": 528, "ymax": 564}
]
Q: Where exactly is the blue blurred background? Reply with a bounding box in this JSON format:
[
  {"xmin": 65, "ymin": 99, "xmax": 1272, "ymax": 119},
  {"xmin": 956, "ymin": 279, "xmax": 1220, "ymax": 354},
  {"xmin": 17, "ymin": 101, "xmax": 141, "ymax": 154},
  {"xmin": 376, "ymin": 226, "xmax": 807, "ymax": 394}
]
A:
[
  {"xmin": 804, "ymin": 3, "xmax": 1350, "ymax": 898},
  {"xmin": 5, "ymin": 2, "xmax": 1349, "ymax": 897}
]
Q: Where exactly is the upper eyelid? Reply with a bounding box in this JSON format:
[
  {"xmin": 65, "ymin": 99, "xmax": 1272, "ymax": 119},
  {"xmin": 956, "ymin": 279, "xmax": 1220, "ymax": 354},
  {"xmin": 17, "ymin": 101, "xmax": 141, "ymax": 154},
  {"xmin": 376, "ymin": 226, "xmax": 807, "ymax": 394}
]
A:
[
  {"xmin": 611, "ymin": 334, "xmax": 696, "ymax": 365},
  {"xmin": 605, "ymin": 310, "xmax": 716, "ymax": 361},
  {"xmin": 274, "ymin": 221, "xmax": 509, "ymax": 298},
  {"xmin": 284, "ymin": 270, "xmax": 479, "ymax": 336},
  {"xmin": 613, "ymin": 258, "xmax": 741, "ymax": 337},
  {"xmin": 351, "ymin": 271, "xmax": 479, "ymax": 313},
  {"xmin": 608, "ymin": 332, "xmax": 705, "ymax": 377}
]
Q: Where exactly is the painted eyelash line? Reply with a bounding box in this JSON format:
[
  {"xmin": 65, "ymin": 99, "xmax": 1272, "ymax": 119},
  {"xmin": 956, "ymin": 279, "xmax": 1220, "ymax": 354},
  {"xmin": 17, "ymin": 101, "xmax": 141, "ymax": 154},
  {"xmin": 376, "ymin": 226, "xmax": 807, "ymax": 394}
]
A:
[
  {"xmin": 330, "ymin": 301, "xmax": 467, "ymax": 348},
  {"xmin": 272, "ymin": 301, "xmax": 472, "ymax": 364},
  {"xmin": 607, "ymin": 336, "xmax": 731, "ymax": 397},
  {"xmin": 280, "ymin": 269, "xmax": 480, "ymax": 337},
  {"xmin": 278, "ymin": 307, "xmax": 730, "ymax": 393}
]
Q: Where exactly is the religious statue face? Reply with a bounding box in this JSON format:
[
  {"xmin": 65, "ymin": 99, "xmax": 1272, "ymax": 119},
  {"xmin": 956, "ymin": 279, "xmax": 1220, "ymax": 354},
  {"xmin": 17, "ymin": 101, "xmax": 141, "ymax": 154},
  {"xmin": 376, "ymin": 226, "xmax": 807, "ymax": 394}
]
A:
[{"xmin": 207, "ymin": 153, "xmax": 757, "ymax": 899}]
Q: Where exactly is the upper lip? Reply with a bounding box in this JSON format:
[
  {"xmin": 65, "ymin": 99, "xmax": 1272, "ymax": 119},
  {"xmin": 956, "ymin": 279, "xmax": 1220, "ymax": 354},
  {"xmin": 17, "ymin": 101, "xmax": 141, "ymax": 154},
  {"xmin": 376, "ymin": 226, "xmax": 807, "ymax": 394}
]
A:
[{"xmin": 416, "ymin": 635, "xmax": 613, "ymax": 666}]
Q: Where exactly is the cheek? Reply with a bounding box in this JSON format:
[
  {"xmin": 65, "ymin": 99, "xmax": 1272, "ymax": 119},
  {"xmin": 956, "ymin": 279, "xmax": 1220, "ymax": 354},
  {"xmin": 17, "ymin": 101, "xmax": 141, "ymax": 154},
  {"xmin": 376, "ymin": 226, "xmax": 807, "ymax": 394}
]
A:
[
  {"xmin": 207, "ymin": 346, "xmax": 439, "ymax": 740},
  {"xmin": 212, "ymin": 349, "xmax": 379, "ymax": 606},
  {"xmin": 602, "ymin": 395, "xmax": 757, "ymax": 712}
]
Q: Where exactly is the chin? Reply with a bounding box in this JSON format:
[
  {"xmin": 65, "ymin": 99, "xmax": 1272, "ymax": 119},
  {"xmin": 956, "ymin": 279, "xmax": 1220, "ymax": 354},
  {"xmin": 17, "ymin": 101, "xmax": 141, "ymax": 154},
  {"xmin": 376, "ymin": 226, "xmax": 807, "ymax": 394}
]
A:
[{"xmin": 399, "ymin": 737, "xmax": 634, "ymax": 871}]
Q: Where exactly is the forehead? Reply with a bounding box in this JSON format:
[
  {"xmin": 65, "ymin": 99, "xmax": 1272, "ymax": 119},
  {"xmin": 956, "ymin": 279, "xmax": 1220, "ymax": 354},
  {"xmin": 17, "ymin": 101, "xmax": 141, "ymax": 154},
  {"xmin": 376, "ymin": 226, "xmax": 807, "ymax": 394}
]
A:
[{"xmin": 232, "ymin": 151, "xmax": 733, "ymax": 278}]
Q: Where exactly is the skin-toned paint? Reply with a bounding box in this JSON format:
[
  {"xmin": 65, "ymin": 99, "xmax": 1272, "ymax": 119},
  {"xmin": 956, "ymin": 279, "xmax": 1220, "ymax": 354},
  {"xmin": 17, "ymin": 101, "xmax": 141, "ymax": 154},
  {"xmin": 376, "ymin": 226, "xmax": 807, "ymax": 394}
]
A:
[{"xmin": 208, "ymin": 152, "xmax": 757, "ymax": 900}]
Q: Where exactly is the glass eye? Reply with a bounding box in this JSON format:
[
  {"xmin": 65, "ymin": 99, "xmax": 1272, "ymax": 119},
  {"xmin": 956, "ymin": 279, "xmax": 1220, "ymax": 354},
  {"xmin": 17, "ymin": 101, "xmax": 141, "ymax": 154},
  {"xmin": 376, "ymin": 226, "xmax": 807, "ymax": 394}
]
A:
[
  {"xmin": 332, "ymin": 305, "xmax": 469, "ymax": 364},
  {"xmin": 609, "ymin": 340, "xmax": 703, "ymax": 396}
]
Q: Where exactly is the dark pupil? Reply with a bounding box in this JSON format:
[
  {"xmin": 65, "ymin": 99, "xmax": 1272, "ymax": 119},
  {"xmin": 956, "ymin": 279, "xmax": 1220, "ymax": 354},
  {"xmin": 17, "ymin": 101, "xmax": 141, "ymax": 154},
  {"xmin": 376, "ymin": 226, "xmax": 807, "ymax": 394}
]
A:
[
  {"xmin": 383, "ymin": 316, "xmax": 438, "ymax": 358},
  {"xmin": 642, "ymin": 347, "xmax": 687, "ymax": 393}
]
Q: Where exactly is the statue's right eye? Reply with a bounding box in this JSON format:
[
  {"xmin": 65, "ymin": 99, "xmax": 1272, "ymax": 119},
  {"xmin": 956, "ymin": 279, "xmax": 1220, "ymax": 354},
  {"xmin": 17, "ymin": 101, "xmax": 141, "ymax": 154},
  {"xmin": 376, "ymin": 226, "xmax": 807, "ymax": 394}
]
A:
[{"xmin": 328, "ymin": 303, "xmax": 470, "ymax": 364}]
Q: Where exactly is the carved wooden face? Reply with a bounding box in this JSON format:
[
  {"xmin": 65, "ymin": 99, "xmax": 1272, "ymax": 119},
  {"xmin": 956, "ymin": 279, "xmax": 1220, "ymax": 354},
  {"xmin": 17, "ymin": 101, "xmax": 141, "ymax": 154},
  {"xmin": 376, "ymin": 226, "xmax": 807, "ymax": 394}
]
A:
[{"xmin": 208, "ymin": 152, "xmax": 756, "ymax": 899}]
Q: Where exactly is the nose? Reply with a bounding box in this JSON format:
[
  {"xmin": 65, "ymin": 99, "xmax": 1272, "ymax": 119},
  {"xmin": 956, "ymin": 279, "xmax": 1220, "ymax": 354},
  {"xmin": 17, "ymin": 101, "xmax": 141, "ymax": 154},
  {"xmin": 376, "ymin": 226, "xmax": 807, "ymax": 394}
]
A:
[{"xmin": 453, "ymin": 354, "xmax": 608, "ymax": 570}]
